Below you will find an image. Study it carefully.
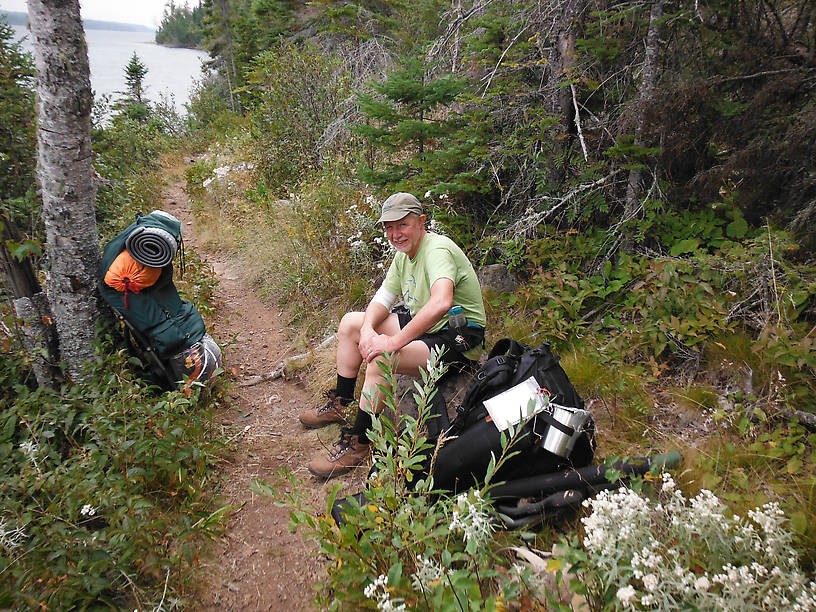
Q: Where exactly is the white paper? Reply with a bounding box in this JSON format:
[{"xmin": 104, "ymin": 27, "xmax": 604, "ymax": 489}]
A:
[{"xmin": 482, "ymin": 376, "xmax": 548, "ymax": 431}]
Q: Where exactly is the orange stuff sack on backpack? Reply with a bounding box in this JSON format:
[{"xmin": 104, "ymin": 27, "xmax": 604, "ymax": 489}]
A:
[{"xmin": 104, "ymin": 249, "xmax": 162, "ymax": 308}]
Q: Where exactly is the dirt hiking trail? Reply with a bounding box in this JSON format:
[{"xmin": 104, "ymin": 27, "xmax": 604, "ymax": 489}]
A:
[{"xmin": 161, "ymin": 172, "xmax": 367, "ymax": 610}]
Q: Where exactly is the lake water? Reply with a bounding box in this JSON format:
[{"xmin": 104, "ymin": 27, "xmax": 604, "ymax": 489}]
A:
[{"xmin": 11, "ymin": 24, "xmax": 208, "ymax": 114}]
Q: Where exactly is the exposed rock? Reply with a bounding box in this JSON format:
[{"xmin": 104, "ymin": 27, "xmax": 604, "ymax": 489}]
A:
[
  {"xmin": 389, "ymin": 368, "xmax": 475, "ymax": 426},
  {"xmin": 477, "ymin": 263, "xmax": 518, "ymax": 294}
]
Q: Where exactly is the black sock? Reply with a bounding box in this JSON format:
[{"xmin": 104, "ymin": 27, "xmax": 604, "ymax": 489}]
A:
[
  {"xmin": 350, "ymin": 409, "xmax": 372, "ymax": 443},
  {"xmin": 336, "ymin": 374, "xmax": 356, "ymax": 400}
]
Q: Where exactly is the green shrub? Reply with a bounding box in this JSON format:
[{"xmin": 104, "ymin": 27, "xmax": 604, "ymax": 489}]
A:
[
  {"xmin": 0, "ymin": 330, "xmax": 224, "ymax": 609},
  {"xmin": 245, "ymin": 40, "xmax": 348, "ymax": 194},
  {"xmin": 254, "ymin": 349, "xmax": 560, "ymax": 610},
  {"xmin": 184, "ymin": 73, "xmax": 241, "ymax": 151},
  {"xmin": 501, "ymin": 224, "xmax": 816, "ymax": 411},
  {"xmin": 184, "ymin": 158, "xmax": 217, "ymax": 194}
]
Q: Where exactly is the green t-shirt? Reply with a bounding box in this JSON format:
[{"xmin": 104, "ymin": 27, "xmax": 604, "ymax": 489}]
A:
[{"xmin": 382, "ymin": 232, "xmax": 486, "ymax": 360}]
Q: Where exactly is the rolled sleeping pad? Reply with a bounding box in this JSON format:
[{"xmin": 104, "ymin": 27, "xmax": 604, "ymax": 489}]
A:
[
  {"xmin": 496, "ymin": 483, "xmax": 622, "ymax": 523},
  {"xmin": 497, "ymin": 488, "xmax": 585, "ymax": 530},
  {"xmin": 331, "ymin": 451, "xmax": 682, "ymax": 528},
  {"xmin": 488, "ymin": 451, "xmax": 683, "ymax": 501},
  {"xmin": 498, "ymin": 488, "xmax": 586, "ymax": 519},
  {"xmin": 125, "ymin": 210, "xmax": 180, "ymax": 267}
]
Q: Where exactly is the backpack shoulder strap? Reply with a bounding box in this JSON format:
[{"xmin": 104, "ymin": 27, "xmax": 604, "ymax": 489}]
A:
[{"xmin": 452, "ymin": 354, "xmax": 514, "ymax": 431}]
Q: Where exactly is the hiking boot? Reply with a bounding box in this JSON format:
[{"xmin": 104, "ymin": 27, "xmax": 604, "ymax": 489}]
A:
[
  {"xmin": 299, "ymin": 390, "xmax": 351, "ymax": 429},
  {"xmin": 308, "ymin": 428, "xmax": 370, "ymax": 479}
]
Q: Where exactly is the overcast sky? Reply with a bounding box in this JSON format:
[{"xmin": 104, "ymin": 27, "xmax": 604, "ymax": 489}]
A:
[{"xmin": 0, "ymin": 0, "xmax": 194, "ymax": 30}]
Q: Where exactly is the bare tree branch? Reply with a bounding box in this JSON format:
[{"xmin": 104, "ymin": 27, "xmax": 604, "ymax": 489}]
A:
[{"xmin": 571, "ymin": 83, "xmax": 588, "ymax": 161}]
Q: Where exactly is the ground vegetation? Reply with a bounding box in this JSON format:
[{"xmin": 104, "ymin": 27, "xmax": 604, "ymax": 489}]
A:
[
  {"xmin": 0, "ymin": 22, "xmax": 228, "ymax": 608},
  {"xmin": 181, "ymin": 0, "xmax": 816, "ymax": 607},
  {"xmin": 3, "ymin": 0, "xmax": 816, "ymax": 607}
]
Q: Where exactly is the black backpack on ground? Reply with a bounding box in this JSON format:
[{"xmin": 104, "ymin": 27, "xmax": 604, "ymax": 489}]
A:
[
  {"xmin": 432, "ymin": 338, "xmax": 595, "ymax": 492},
  {"xmin": 452, "ymin": 338, "xmax": 586, "ymax": 431}
]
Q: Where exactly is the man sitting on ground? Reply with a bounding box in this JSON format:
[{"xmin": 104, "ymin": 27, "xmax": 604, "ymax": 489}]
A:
[{"xmin": 300, "ymin": 192, "xmax": 487, "ymax": 478}]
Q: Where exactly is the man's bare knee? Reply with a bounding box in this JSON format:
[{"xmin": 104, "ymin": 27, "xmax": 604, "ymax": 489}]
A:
[{"xmin": 338, "ymin": 311, "xmax": 365, "ymax": 342}]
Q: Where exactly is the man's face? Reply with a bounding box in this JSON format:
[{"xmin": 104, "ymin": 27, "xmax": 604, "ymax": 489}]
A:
[{"xmin": 384, "ymin": 213, "xmax": 426, "ymax": 258}]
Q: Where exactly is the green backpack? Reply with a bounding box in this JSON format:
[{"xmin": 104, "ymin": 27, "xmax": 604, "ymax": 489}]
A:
[{"xmin": 98, "ymin": 211, "xmax": 205, "ymax": 360}]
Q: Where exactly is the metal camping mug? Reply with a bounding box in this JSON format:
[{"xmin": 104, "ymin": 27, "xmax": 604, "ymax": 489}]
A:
[{"xmin": 539, "ymin": 403, "xmax": 592, "ymax": 457}]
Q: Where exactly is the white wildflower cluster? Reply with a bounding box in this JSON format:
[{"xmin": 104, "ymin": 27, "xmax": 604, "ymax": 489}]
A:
[
  {"xmin": 347, "ymin": 229, "xmax": 366, "ymax": 249},
  {"xmin": 364, "ymin": 574, "xmax": 406, "ymax": 612},
  {"xmin": 411, "ymin": 555, "xmax": 445, "ymax": 593},
  {"xmin": 0, "ymin": 518, "xmax": 26, "ymax": 553},
  {"xmin": 449, "ymin": 490, "xmax": 493, "ymax": 548},
  {"xmin": 617, "ymin": 584, "xmax": 637, "ymax": 607},
  {"xmin": 575, "ymin": 474, "xmax": 816, "ymax": 610},
  {"xmin": 80, "ymin": 504, "xmax": 97, "ymax": 517},
  {"xmin": 373, "ymin": 234, "xmax": 395, "ymax": 270},
  {"xmin": 581, "ymin": 487, "xmax": 652, "ymax": 559},
  {"xmin": 19, "ymin": 439, "xmax": 42, "ymax": 475},
  {"xmin": 506, "ymin": 562, "xmax": 548, "ymax": 594},
  {"xmin": 423, "ymin": 191, "xmax": 449, "ymax": 201},
  {"xmin": 341, "ymin": 197, "xmax": 395, "ymax": 267},
  {"xmin": 427, "ymin": 219, "xmax": 446, "ymax": 235},
  {"xmin": 661, "ymin": 472, "xmax": 676, "ymax": 493}
]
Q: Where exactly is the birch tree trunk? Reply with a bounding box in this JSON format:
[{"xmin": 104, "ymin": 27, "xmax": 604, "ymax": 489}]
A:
[
  {"xmin": 26, "ymin": 0, "xmax": 101, "ymax": 381},
  {"xmin": 622, "ymin": 0, "xmax": 664, "ymax": 252}
]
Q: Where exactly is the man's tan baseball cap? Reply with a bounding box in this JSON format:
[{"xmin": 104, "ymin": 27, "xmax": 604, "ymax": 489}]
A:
[{"xmin": 377, "ymin": 192, "xmax": 423, "ymax": 223}]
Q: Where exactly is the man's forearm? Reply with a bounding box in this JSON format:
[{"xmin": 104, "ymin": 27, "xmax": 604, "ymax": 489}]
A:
[{"xmin": 362, "ymin": 300, "xmax": 390, "ymax": 334}]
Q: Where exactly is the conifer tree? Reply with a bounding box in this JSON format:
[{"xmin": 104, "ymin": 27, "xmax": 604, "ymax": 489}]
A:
[
  {"xmin": 202, "ymin": 0, "xmax": 241, "ymax": 111},
  {"xmin": 155, "ymin": 0, "xmax": 205, "ymax": 48},
  {"xmin": 354, "ymin": 55, "xmax": 466, "ymax": 189},
  {"xmin": 0, "ymin": 19, "xmax": 36, "ymax": 202},
  {"xmin": 124, "ymin": 52, "xmax": 148, "ymax": 105}
]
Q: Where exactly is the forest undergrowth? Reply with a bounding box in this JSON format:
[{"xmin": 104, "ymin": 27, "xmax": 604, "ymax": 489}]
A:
[
  {"xmin": 187, "ymin": 119, "xmax": 816, "ymax": 610},
  {"xmin": 3, "ymin": 0, "xmax": 816, "ymax": 608},
  {"xmin": 175, "ymin": 5, "xmax": 816, "ymax": 608}
]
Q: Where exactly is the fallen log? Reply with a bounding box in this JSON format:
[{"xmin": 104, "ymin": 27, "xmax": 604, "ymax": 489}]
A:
[
  {"xmin": 238, "ymin": 334, "xmax": 336, "ymax": 387},
  {"xmin": 780, "ymin": 407, "xmax": 816, "ymax": 433}
]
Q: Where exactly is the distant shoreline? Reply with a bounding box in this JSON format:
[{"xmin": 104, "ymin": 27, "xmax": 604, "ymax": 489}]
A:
[{"xmin": 1, "ymin": 9, "xmax": 155, "ymax": 33}]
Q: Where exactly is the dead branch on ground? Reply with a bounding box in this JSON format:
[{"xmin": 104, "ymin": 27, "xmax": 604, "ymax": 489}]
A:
[{"xmin": 239, "ymin": 334, "xmax": 336, "ymax": 387}]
